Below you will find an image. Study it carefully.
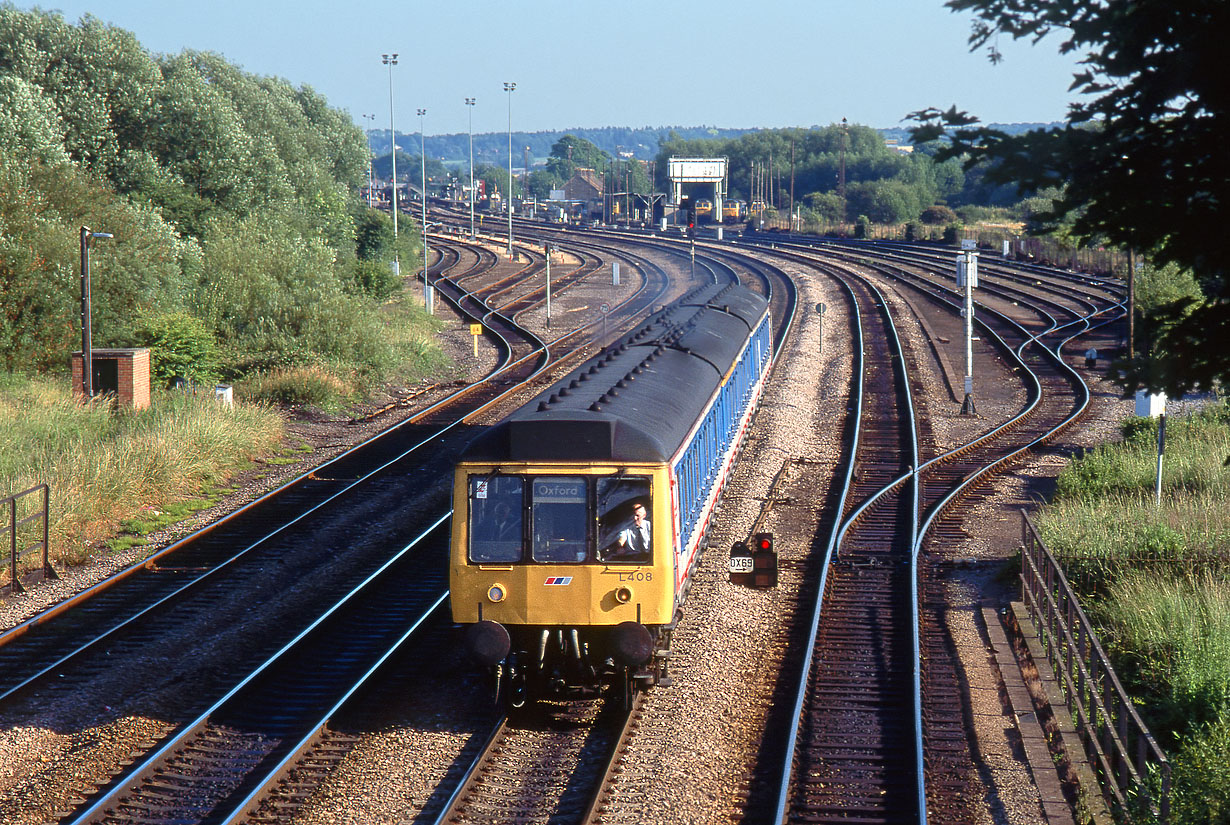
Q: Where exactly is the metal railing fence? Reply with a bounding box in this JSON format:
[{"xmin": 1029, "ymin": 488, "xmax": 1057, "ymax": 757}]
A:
[
  {"xmin": 4, "ymin": 484, "xmax": 55, "ymax": 594},
  {"xmin": 1020, "ymin": 511, "xmax": 1169, "ymax": 822}
]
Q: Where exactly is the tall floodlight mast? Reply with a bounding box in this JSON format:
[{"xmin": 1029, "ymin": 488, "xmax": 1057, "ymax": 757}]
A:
[{"xmin": 382, "ymin": 53, "xmax": 399, "ymax": 276}]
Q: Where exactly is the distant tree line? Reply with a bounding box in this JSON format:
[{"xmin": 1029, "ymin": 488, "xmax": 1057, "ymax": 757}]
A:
[
  {"xmin": 0, "ymin": 6, "xmax": 417, "ymax": 386},
  {"xmin": 376, "ymin": 121, "xmax": 1048, "ymax": 232},
  {"xmin": 653, "ymin": 124, "xmax": 975, "ymax": 227},
  {"xmin": 368, "ymin": 124, "xmax": 758, "ymax": 168}
]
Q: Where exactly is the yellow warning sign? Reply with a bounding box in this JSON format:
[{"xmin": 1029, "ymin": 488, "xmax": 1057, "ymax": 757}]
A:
[{"xmin": 470, "ymin": 324, "xmax": 482, "ymax": 335}]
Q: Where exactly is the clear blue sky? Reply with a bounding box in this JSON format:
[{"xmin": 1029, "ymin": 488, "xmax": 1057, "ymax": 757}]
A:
[{"xmin": 21, "ymin": 0, "xmax": 1082, "ymax": 136}]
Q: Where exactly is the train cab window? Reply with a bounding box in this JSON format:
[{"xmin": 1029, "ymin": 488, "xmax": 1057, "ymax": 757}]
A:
[
  {"xmin": 531, "ymin": 476, "xmax": 589, "ymax": 563},
  {"xmin": 596, "ymin": 476, "xmax": 652, "ymax": 563},
  {"xmin": 468, "ymin": 475, "xmax": 524, "ymax": 563}
]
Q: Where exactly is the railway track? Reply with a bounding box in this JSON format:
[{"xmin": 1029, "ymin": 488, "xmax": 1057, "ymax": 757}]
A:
[
  {"xmin": 430, "ymin": 696, "xmax": 637, "ymax": 824},
  {"xmin": 0, "ymin": 250, "xmax": 539, "ymax": 706},
  {"xmin": 773, "ymin": 263, "xmax": 926, "ymax": 823},
  {"xmin": 59, "ymin": 514, "xmax": 450, "ymax": 825},
  {"xmin": 713, "ymin": 240, "xmax": 1121, "ymax": 823}
]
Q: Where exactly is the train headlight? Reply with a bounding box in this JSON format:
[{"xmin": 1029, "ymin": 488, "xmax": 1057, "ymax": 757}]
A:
[
  {"xmin": 614, "ymin": 586, "xmax": 633, "ymax": 604},
  {"xmin": 487, "ymin": 583, "xmax": 507, "ymax": 603}
]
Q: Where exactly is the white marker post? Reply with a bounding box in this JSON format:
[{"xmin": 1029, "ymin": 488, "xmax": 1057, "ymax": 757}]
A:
[
  {"xmin": 957, "ymin": 241, "xmax": 979, "ymax": 415},
  {"xmin": 1136, "ymin": 390, "xmax": 1168, "ymax": 506},
  {"xmin": 545, "ymin": 244, "xmax": 556, "ymax": 329}
]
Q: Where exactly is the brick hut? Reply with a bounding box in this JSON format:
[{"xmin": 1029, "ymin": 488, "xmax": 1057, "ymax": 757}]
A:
[{"xmin": 71, "ymin": 348, "xmax": 151, "ymax": 410}]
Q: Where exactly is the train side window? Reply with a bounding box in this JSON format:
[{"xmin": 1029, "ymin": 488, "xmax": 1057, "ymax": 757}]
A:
[
  {"xmin": 596, "ymin": 476, "xmax": 652, "ymax": 563},
  {"xmin": 531, "ymin": 476, "xmax": 589, "ymax": 563},
  {"xmin": 468, "ymin": 475, "xmax": 524, "ymax": 563}
]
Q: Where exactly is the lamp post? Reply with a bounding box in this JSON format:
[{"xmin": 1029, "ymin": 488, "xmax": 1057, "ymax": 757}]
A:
[
  {"xmin": 839, "ymin": 116, "xmax": 848, "ymax": 231},
  {"xmin": 382, "ymin": 53, "xmax": 400, "ymax": 277},
  {"xmin": 80, "ymin": 227, "xmax": 113, "ymax": 398},
  {"xmin": 504, "ymin": 81, "xmax": 516, "ymax": 257},
  {"xmin": 418, "ymin": 108, "xmax": 433, "ymax": 314},
  {"xmin": 465, "ymin": 97, "xmax": 476, "ymax": 239},
  {"xmin": 362, "ymin": 113, "xmax": 376, "ymax": 208}
]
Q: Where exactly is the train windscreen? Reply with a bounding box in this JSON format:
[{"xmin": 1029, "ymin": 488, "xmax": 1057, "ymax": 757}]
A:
[
  {"xmin": 531, "ymin": 476, "xmax": 589, "ymax": 562},
  {"xmin": 468, "ymin": 475, "xmax": 524, "ymax": 562},
  {"xmin": 597, "ymin": 477, "xmax": 652, "ymax": 563}
]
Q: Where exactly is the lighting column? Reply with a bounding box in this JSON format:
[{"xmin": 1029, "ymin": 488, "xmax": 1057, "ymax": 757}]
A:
[
  {"xmin": 80, "ymin": 227, "xmax": 113, "ymax": 398},
  {"xmin": 839, "ymin": 116, "xmax": 848, "ymax": 230},
  {"xmin": 382, "ymin": 53, "xmax": 399, "ymax": 277},
  {"xmin": 504, "ymin": 81, "xmax": 516, "ymax": 257},
  {"xmin": 418, "ymin": 108, "xmax": 433, "ymax": 314},
  {"xmin": 362, "ymin": 113, "xmax": 376, "ymax": 207},
  {"xmin": 465, "ymin": 97, "xmax": 476, "ymax": 238}
]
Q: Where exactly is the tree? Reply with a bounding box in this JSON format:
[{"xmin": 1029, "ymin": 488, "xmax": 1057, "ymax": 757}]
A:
[
  {"xmin": 847, "ymin": 180, "xmax": 923, "ymax": 224},
  {"xmin": 909, "ymin": 0, "xmax": 1230, "ymax": 396},
  {"xmin": 476, "ymin": 163, "xmax": 515, "ymax": 199},
  {"xmin": 920, "ymin": 205, "xmax": 958, "ymax": 226},
  {"xmin": 546, "ymin": 134, "xmax": 609, "ymax": 181},
  {"xmin": 1, "ymin": 7, "xmax": 401, "ymax": 383}
]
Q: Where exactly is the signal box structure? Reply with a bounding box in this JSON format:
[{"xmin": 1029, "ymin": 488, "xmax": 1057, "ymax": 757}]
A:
[{"xmin": 668, "ymin": 157, "xmax": 727, "ymax": 224}]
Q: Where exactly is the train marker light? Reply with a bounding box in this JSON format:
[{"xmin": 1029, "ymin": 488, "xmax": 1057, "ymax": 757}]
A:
[{"xmin": 487, "ymin": 583, "xmax": 507, "ymax": 603}]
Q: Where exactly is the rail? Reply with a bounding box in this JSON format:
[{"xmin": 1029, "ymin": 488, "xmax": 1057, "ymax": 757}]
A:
[
  {"xmin": 1020, "ymin": 511, "xmax": 1170, "ymax": 822},
  {"xmin": 4, "ymin": 483, "xmax": 55, "ymax": 593}
]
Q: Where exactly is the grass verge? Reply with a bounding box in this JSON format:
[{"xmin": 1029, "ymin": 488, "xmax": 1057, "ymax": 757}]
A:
[
  {"xmin": 1, "ymin": 373, "xmax": 284, "ymax": 579},
  {"xmin": 1035, "ymin": 400, "xmax": 1230, "ymax": 824}
]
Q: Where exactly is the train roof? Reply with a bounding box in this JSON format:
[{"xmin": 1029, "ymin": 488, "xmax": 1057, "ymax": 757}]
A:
[{"xmin": 460, "ymin": 282, "xmax": 769, "ymax": 464}]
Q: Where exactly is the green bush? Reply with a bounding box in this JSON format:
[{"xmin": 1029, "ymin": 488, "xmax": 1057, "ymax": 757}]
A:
[
  {"xmin": 920, "ymin": 204, "xmax": 958, "ymax": 225},
  {"xmin": 1169, "ymin": 708, "xmax": 1230, "ymax": 825},
  {"xmin": 196, "ymin": 214, "xmax": 399, "ymax": 379},
  {"xmin": 133, "ymin": 311, "xmax": 221, "ymax": 387},
  {"xmin": 349, "ymin": 258, "xmax": 402, "ymax": 302}
]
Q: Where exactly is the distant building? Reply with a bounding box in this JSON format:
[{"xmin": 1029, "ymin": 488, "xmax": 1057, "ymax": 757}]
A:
[
  {"xmin": 884, "ymin": 138, "xmax": 914, "ymax": 155},
  {"xmin": 563, "ymin": 168, "xmax": 605, "ymax": 216}
]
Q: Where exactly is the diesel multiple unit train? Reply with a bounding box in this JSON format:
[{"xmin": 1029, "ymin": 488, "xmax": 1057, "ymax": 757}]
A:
[{"xmin": 449, "ymin": 281, "xmax": 773, "ymax": 706}]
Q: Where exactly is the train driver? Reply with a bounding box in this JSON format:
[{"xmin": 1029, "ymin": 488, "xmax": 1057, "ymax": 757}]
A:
[{"xmin": 611, "ymin": 501, "xmax": 651, "ymax": 561}]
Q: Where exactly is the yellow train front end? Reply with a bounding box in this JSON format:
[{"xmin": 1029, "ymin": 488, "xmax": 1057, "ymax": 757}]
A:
[{"xmin": 450, "ymin": 459, "xmax": 677, "ymax": 705}]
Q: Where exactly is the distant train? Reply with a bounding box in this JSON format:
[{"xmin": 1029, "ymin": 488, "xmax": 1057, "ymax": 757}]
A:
[
  {"xmin": 695, "ymin": 198, "xmax": 713, "ymax": 219},
  {"xmin": 450, "ymin": 282, "xmax": 773, "ymax": 706},
  {"xmin": 722, "ymin": 199, "xmax": 746, "ymax": 223}
]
